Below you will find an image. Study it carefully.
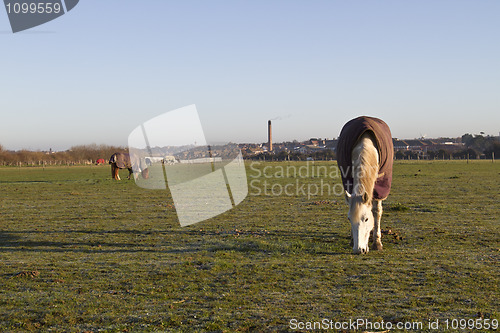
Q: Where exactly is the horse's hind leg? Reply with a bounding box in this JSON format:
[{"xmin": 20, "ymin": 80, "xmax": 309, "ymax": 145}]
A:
[{"xmin": 372, "ymin": 199, "xmax": 383, "ymax": 251}]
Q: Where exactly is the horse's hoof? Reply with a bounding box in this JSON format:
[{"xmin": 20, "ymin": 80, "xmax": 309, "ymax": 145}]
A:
[{"xmin": 372, "ymin": 242, "xmax": 383, "ymax": 251}]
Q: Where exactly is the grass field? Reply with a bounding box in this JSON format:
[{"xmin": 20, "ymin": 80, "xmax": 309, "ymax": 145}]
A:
[{"xmin": 0, "ymin": 161, "xmax": 499, "ymax": 332}]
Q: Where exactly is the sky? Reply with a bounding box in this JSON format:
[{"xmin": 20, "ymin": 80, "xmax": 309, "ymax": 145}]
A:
[{"xmin": 0, "ymin": 1, "xmax": 499, "ymax": 151}]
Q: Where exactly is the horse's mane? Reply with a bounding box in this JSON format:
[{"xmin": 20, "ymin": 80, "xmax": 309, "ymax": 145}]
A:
[{"xmin": 351, "ymin": 132, "xmax": 379, "ymax": 203}]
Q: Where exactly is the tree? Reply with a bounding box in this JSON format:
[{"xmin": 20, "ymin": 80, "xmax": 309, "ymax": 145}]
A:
[
  {"xmin": 484, "ymin": 142, "xmax": 500, "ymax": 159},
  {"xmin": 461, "ymin": 134, "xmax": 474, "ymax": 147}
]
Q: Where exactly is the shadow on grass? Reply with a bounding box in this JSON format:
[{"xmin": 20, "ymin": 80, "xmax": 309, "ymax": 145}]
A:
[
  {"xmin": 0, "ymin": 229, "xmax": 348, "ymax": 256},
  {"xmin": 0, "ymin": 231, "xmax": 21, "ymax": 243}
]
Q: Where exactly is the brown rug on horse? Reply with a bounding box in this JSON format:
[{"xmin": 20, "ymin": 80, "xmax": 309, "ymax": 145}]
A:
[
  {"xmin": 336, "ymin": 116, "xmax": 394, "ymax": 200},
  {"xmin": 109, "ymin": 153, "xmax": 132, "ymax": 169}
]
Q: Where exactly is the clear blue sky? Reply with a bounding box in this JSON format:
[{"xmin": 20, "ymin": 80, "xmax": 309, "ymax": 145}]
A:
[{"xmin": 1, "ymin": 1, "xmax": 499, "ymax": 151}]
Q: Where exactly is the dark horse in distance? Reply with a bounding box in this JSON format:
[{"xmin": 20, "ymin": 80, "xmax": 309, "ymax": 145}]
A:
[{"xmin": 109, "ymin": 152, "xmax": 149, "ymax": 180}]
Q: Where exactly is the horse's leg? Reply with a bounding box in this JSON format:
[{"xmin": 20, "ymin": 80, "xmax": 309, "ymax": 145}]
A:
[
  {"xmin": 127, "ymin": 168, "xmax": 133, "ymax": 180},
  {"xmin": 111, "ymin": 164, "xmax": 118, "ymax": 180},
  {"xmin": 372, "ymin": 199, "xmax": 383, "ymax": 250},
  {"xmin": 114, "ymin": 165, "xmax": 121, "ymax": 180}
]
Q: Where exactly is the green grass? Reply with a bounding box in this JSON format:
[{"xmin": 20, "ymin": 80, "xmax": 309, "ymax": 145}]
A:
[{"xmin": 0, "ymin": 161, "xmax": 499, "ymax": 332}]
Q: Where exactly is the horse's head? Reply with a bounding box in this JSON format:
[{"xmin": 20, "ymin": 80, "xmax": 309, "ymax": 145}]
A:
[{"xmin": 346, "ymin": 191, "xmax": 374, "ymax": 254}]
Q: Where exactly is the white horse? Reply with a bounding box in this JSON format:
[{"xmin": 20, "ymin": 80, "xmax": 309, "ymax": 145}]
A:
[
  {"xmin": 345, "ymin": 133, "xmax": 383, "ymax": 254},
  {"xmin": 337, "ymin": 116, "xmax": 393, "ymax": 254}
]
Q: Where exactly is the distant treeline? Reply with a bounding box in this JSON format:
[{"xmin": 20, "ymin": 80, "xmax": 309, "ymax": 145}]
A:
[
  {"xmin": 0, "ymin": 144, "xmax": 126, "ymax": 166},
  {"xmin": 396, "ymin": 134, "xmax": 500, "ymax": 160},
  {"xmin": 1, "ymin": 133, "xmax": 499, "ymax": 165},
  {"xmin": 460, "ymin": 133, "xmax": 500, "ymax": 159}
]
